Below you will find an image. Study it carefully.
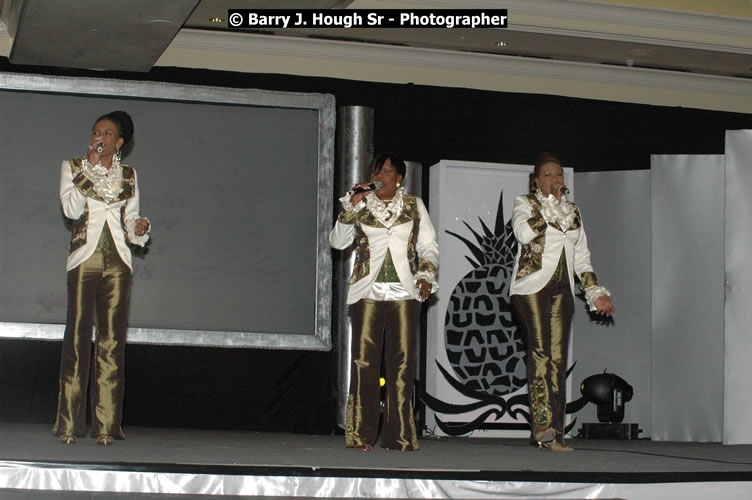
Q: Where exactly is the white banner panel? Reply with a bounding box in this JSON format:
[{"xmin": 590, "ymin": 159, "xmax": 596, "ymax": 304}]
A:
[
  {"xmin": 651, "ymin": 155, "xmax": 725, "ymax": 442},
  {"xmin": 426, "ymin": 160, "xmax": 572, "ymax": 437},
  {"xmin": 724, "ymin": 130, "xmax": 752, "ymax": 445}
]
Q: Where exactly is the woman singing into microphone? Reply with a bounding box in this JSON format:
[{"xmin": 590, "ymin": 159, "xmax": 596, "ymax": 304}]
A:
[
  {"xmin": 510, "ymin": 153, "xmax": 614, "ymax": 451},
  {"xmin": 330, "ymin": 152, "xmax": 439, "ymax": 451},
  {"xmin": 53, "ymin": 111, "xmax": 150, "ymax": 446}
]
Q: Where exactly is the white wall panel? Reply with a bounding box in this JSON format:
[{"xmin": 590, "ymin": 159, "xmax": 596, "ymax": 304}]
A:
[
  {"xmin": 724, "ymin": 130, "xmax": 752, "ymax": 445},
  {"xmin": 651, "ymin": 155, "xmax": 725, "ymax": 441}
]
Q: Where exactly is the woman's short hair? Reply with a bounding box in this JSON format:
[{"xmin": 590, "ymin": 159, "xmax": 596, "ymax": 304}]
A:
[
  {"xmin": 369, "ymin": 152, "xmax": 407, "ymax": 179},
  {"xmin": 528, "ymin": 152, "xmax": 562, "ymax": 193},
  {"xmin": 94, "ymin": 111, "xmax": 134, "ymax": 146}
]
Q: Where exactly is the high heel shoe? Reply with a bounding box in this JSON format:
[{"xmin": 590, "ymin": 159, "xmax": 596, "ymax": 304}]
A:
[
  {"xmin": 354, "ymin": 444, "xmax": 372, "ymax": 451},
  {"xmin": 540, "ymin": 440, "xmax": 574, "ymax": 452},
  {"xmin": 96, "ymin": 434, "xmax": 113, "ymax": 446},
  {"xmin": 533, "ymin": 427, "xmax": 556, "ymax": 450},
  {"xmin": 540, "ymin": 433, "xmax": 574, "ymax": 452},
  {"xmin": 59, "ymin": 434, "xmax": 76, "ymax": 445}
]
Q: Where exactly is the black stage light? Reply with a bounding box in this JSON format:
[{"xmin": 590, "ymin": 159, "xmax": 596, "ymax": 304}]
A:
[
  {"xmin": 580, "ymin": 372, "xmax": 634, "ymax": 423},
  {"xmin": 572, "ymin": 371, "xmax": 642, "ymax": 439}
]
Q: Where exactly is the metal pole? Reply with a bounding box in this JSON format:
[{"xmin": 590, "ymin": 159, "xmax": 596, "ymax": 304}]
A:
[
  {"xmin": 333, "ymin": 106, "xmax": 374, "ymax": 428},
  {"xmin": 403, "ymin": 161, "xmax": 426, "ymax": 433},
  {"xmin": 402, "ymin": 161, "xmax": 423, "ymax": 197}
]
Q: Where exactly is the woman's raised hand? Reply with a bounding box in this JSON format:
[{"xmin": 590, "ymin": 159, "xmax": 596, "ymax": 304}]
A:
[
  {"xmin": 87, "ymin": 135, "xmax": 103, "ymax": 165},
  {"xmin": 349, "ymin": 182, "xmax": 372, "ymax": 206}
]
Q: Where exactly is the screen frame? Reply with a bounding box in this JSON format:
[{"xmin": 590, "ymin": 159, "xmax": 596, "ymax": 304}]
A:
[{"xmin": 0, "ymin": 72, "xmax": 334, "ymax": 351}]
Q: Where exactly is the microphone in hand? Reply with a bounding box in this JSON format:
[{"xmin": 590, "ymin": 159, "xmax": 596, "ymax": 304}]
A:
[
  {"xmin": 352, "ymin": 181, "xmax": 383, "ymax": 194},
  {"xmin": 95, "ymin": 143, "xmax": 104, "ymax": 153}
]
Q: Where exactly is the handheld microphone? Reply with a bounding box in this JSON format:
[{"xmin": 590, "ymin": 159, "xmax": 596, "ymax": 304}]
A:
[
  {"xmin": 95, "ymin": 143, "xmax": 104, "ymax": 153},
  {"xmin": 352, "ymin": 181, "xmax": 383, "ymax": 194},
  {"xmin": 561, "ymin": 187, "xmax": 570, "ymax": 195}
]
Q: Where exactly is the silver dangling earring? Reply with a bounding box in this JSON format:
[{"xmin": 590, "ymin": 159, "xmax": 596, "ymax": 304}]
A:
[{"xmin": 115, "ymin": 149, "xmax": 122, "ymax": 162}]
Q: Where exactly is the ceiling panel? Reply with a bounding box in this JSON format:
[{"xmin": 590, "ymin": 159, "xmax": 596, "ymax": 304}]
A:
[
  {"xmin": 6, "ymin": 0, "xmax": 201, "ymax": 71},
  {"xmin": 0, "ymin": 0, "xmax": 749, "ymax": 77},
  {"xmin": 183, "ymin": 0, "xmax": 752, "ymax": 79}
]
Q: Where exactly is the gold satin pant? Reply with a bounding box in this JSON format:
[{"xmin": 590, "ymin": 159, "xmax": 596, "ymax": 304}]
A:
[
  {"xmin": 346, "ymin": 299, "xmax": 421, "ymax": 451},
  {"xmin": 511, "ymin": 280, "xmax": 573, "ymax": 435},
  {"xmin": 53, "ymin": 226, "xmax": 131, "ymax": 439}
]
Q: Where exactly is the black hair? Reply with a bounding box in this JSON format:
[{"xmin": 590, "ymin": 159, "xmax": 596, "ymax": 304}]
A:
[
  {"xmin": 93, "ymin": 110, "xmax": 134, "ymax": 146},
  {"xmin": 368, "ymin": 152, "xmax": 407, "ymax": 179}
]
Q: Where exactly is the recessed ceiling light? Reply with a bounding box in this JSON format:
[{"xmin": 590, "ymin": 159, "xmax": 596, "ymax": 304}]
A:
[
  {"xmin": 496, "ymin": 41, "xmax": 507, "ymax": 47},
  {"xmin": 209, "ymin": 17, "xmax": 225, "ymax": 23}
]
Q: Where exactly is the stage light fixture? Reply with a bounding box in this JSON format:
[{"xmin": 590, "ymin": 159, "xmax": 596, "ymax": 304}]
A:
[
  {"xmin": 579, "ymin": 371, "xmax": 634, "ymax": 423},
  {"xmin": 571, "ymin": 371, "xmax": 642, "ymax": 439}
]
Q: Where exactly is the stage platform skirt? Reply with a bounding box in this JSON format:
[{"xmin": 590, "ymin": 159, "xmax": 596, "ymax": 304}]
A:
[{"xmin": 1, "ymin": 423, "xmax": 751, "ymax": 499}]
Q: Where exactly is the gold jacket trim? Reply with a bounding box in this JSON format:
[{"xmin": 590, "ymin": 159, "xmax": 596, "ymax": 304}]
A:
[
  {"xmin": 349, "ymin": 195, "xmax": 421, "ymax": 285},
  {"xmin": 66, "ymin": 158, "xmax": 137, "ymax": 255},
  {"xmin": 515, "ymin": 194, "xmax": 583, "ymax": 280}
]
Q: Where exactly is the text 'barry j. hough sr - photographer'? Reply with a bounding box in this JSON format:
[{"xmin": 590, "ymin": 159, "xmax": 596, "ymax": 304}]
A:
[{"xmin": 227, "ymin": 9, "xmax": 509, "ymax": 29}]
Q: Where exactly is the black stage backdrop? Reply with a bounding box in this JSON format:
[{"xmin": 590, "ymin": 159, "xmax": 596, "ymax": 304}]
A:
[{"xmin": 1, "ymin": 57, "xmax": 751, "ymax": 433}]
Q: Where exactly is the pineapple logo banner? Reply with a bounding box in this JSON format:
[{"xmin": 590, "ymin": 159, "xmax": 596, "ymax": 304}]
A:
[{"xmin": 425, "ymin": 161, "xmax": 575, "ymax": 437}]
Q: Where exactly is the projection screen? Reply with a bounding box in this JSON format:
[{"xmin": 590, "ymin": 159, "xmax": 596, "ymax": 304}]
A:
[{"xmin": 0, "ymin": 72, "xmax": 334, "ymax": 350}]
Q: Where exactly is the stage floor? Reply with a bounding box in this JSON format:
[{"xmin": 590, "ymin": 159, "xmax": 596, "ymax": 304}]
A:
[{"xmin": 1, "ymin": 422, "xmax": 751, "ymax": 499}]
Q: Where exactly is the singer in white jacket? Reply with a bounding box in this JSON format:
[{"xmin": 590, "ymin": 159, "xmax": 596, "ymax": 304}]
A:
[
  {"xmin": 510, "ymin": 153, "xmax": 614, "ymax": 452},
  {"xmin": 330, "ymin": 153, "xmax": 438, "ymax": 451},
  {"xmin": 53, "ymin": 111, "xmax": 150, "ymax": 446}
]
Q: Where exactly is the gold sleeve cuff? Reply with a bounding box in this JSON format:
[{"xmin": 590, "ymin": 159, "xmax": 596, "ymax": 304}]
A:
[
  {"xmin": 337, "ymin": 193, "xmax": 365, "ymax": 224},
  {"xmin": 415, "ymin": 260, "xmax": 439, "ymax": 294},
  {"xmin": 338, "ymin": 209, "xmax": 360, "ymax": 224},
  {"xmin": 578, "ymin": 271, "xmax": 600, "ymax": 290},
  {"xmin": 418, "ymin": 259, "xmax": 437, "ymax": 276}
]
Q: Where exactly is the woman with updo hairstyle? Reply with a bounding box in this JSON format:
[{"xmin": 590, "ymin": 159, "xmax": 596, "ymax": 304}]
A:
[
  {"xmin": 509, "ymin": 152, "xmax": 614, "ymax": 451},
  {"xmin": 53, "ymin": 111, "xmax": 150, "ymax": 446}
]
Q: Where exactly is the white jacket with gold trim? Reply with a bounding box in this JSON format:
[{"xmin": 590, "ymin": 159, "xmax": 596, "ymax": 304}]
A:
[
  {"xmin": 59, "ymin": 159, "xmax": 148, "ymax": 272},
  {"xmin": 330, "ymin": 192, "xmax": 438, "ymax": 304}
]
